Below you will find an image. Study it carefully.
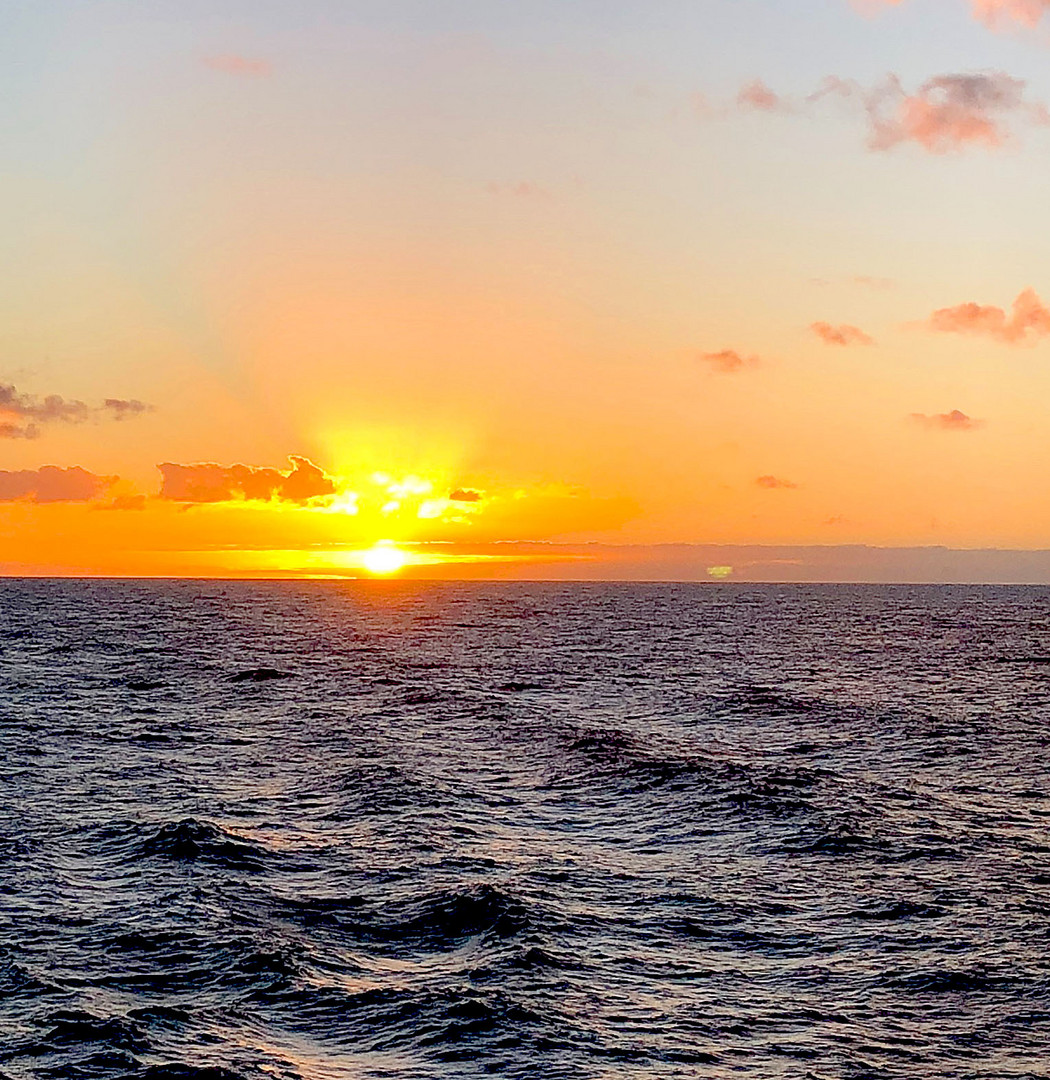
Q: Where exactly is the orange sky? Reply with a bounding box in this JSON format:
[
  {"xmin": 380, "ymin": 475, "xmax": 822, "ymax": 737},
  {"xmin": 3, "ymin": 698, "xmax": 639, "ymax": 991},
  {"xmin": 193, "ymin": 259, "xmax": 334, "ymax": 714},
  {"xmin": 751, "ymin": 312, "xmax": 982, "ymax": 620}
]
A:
[{"xmin": 4, "ymin": 0, "xmax": 1050, "ymax": 580}]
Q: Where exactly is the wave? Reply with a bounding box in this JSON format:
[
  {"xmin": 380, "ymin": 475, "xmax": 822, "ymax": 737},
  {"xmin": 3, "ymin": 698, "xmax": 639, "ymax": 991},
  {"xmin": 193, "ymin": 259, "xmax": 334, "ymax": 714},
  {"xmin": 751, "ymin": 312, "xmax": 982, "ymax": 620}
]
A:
[
  {"xmin": 39, "ymin": 1009, "xmax": 147, "ymax": 1052},
  {"xmin": 882, "ymin": 969, "xmax": 1014, "ymax": 993},
  {"xmin": 271, "ymin": 883, "xmax": 533, "ymax": 950},
  {"xmin": 554, "ymin": 724, "xmax": 831, "ymax": 820},
  {"xmin": 228, "ymin": 668, "xmax": 295, "ymax": 683},
  {"xmin": 83, "ymin": 818, "xmax": 272, "ymax": 873},
  {"xmin": 139, "ymin": 819, "xmax": 269, "ymax": 871}
]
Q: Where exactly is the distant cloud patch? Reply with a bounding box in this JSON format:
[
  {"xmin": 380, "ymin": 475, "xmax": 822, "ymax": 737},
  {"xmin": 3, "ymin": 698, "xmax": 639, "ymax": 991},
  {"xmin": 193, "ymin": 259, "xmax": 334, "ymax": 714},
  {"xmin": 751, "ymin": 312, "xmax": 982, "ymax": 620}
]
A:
[
  {"xmin": 0, "ymin": 466, "xmax": 116, "ymax": 503},
  {"xmin": 975, "ymin": 0, "xmax": 1050, "ymax": 26},
  {"xmin": 819, "ymin": 71, "xmax": 1046, "ymax": 153},
  {"xmin": 106, "ymin": 494, "xmax": 147, "ymax": 511},
  {"xmin": 911, "ymin": 410, "xmax": 982, "ymax": 431},
  {"xmin": 700, "ymin": 350, "xmax": 760, "ymax": 374},
  {"xmin": 203, "ymin": 55, "xmax": 272, "ymax": 77},
  {"xmin": 486, "ymin": 181, "xmax": 550, "ymax": 199},
  {"xmin": 0, "ymin": 384, "xmax": 153, "ymax": 439},
  {"xmin": 811, "ymin": 321, "xmax": 875, "ymax": 346},
  {"xmin": 158, "ymin": 456, "xmax": 336, "ymax": 505},
  {"xmin": 927, "ymin": 288, "xmax": 1050, "ymax": 344},
  {"xmin": 812, "ymin": 275, "xmax": 896, "ymax": 290},
  {"xmin": 756, "ymin": 475, "xmax": 799, "ymax": 489},
  {"xmin": 101, "ymin": 398, "xmax": 152, "ymax": 420},
  {"xmin": 449, "ymin": 488, "xmax": 483, "ymax": 502},
  {"xmin": 728, "ymin": 71, "xmax": 1047, "ymax": 154}
]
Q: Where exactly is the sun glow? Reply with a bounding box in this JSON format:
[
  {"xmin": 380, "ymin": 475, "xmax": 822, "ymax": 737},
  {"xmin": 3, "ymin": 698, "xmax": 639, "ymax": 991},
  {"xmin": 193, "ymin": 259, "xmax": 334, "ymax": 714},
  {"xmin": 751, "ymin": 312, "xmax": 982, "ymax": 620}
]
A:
[{"xmin": 361, "ymin": 541, "xmax": 407, "ymax": 575}]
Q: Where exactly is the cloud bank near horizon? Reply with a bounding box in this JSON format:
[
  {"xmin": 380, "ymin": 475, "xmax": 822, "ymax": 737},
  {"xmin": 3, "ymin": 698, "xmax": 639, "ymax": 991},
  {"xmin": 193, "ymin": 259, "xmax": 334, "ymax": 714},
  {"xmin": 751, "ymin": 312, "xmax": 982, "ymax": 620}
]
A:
[
  {"xmin": 158, "ymin": 456, "xmax": 337, "ymax": 504},
  {"xmin": 0, "ymin": 466, "xmax": 116, "ymax": 503}
]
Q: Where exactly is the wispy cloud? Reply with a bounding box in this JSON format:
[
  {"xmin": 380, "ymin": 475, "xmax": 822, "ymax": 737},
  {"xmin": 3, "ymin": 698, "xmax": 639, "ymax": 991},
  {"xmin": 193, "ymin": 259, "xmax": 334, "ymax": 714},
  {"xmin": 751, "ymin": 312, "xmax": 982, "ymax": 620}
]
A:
[
  {"xmin": 926, "ymin": 288, "xmax": 1050, "ymax": 344},
  {"xmin": 911, "ymin": 410, "xmax": 982, "ymax": 431},
  {"xmin": 0, "ymin": 384, "xmax": 153, "ymax": 440},
  {"xmin": 0, "ymin": 466, "xmax": 116, "ymax": 503},
  {"xmin": 811, "ymin": 275, "xmax": 896, "ymax": 290},
  {"xmin": 158, "ymin": 456, "xmax": 336, "ymax": 505},
  {"xmin": 811, "ymin": 322, "xmax": 875, "ymax": 346},
  {"xmin": 756, "ymin": 475, "xmax": 800, "ymax": 489},
  {"xmin": 853, "ymin": 275, "xmax": 896, "ymax": 290},
  {"xmin": 700, "ymin": 350, "xmax": 760, "ymax": 374},
  {"xmin": 203, "ymin": 55, "xmax": 271, "ymax": 77},
  {"xmin": 101, "ymin": 399, "xmax": 152, "ymax": 420}
]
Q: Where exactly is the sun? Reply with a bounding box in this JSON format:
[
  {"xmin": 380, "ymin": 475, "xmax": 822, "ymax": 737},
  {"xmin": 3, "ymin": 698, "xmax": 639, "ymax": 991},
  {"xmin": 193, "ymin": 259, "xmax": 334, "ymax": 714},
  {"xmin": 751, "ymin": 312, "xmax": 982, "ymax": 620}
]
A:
[{"xmin": 361, "ymin": 541, "xmax": 407, "ymax": 575}]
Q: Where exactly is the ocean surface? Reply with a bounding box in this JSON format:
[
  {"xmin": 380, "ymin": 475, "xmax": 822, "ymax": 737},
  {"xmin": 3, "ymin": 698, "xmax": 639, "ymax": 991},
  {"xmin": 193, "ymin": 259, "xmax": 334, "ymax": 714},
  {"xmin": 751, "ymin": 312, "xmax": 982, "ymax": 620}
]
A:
[{"xmin": 2, "ymin": 581, "xmax": 1050, "ymax": 1079}]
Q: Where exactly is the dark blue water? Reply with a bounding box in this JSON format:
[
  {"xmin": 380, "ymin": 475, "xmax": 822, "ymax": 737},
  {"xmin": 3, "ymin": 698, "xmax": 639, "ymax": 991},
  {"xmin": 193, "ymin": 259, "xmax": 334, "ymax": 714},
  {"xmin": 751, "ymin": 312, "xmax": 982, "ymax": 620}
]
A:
[{"xmin": 2, "ymin": 581, "xmax": 1050, "ymax": 1079}]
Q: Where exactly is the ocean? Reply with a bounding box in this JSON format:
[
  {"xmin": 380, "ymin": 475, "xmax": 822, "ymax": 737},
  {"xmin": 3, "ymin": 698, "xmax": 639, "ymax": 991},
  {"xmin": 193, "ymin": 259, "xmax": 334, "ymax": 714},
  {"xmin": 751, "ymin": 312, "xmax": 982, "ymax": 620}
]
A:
[{"xmin": 2, "ymin": 580, "xmax": 1049, "ymax": 1079}]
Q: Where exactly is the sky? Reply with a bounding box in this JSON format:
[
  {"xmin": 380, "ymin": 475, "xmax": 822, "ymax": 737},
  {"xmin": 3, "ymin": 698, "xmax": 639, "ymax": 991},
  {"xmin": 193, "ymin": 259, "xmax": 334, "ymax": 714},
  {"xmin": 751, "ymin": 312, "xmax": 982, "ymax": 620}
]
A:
[{"xmin": 3, "ymin": 0, "xmax": 1050, "ymax": 580}]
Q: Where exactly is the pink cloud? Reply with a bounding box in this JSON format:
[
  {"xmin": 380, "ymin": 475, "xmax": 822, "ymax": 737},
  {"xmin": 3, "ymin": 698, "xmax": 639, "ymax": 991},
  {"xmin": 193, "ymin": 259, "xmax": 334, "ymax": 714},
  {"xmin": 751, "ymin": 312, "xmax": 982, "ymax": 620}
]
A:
[
  {"xmin": 911, "ymin": 410, "xmax": 982, "ymax": 431},
  {"xmin": 700, "ymin": 350, "xmax": 760, "ymax": 374},
  {"xmin": 714, "ymin": 70, "xmax": 1046, "ymax": 154},
  {"xmin": 864, "ymin": 73, "xmax": 1041, "ymax": 153},
  {"xmin": 869, "ymin": 0, "xmax": 1050, "ymax": 27},
  {"xmin": 737, "ymin": 79, "xmax": 790, "ymax": 112},
  {"xmin": 203, "ymin": 55, "xmax": 272, "ymax": 77},
  {"xmin": 975, "ymin": 0, "xmax": 1050, "ymax": 26},
  {"xmin": 756, "ymin": 475, "xmax": 799, "ymax": 489},
  {"xmin": 807, "ymin": 71, "xmax": 1047, "ymax": 153},
  {"xmin": 811, "ymin": 322, "xmax": 875, "ymax": 346},
  {"xmin": 927, "ymin": 288, "xmax": 1050, "ymax": 344}
]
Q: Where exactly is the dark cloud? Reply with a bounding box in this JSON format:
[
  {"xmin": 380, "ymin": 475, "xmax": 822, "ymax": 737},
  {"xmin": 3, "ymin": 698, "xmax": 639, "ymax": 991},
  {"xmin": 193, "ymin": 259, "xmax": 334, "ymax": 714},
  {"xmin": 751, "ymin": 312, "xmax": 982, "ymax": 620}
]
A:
[
  {"xmin": 449, "ymin": 488, "xmax": 483, "ymax": 502},
  {"xmin": 158, "ymin": 456, "xmax": 337, "ymax": 505},
  {"xmin": 0, "ymin": 466, "xmax": 116, "ymax": 503},
  {"xmin": 0, "ymin": 384, "xmax": 154, "ymax": 439}
]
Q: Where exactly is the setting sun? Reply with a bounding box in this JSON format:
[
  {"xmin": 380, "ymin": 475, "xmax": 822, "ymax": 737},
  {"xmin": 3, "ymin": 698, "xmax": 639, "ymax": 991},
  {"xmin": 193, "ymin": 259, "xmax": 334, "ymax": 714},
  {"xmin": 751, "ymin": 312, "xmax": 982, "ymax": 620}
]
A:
[{"xmin": 361, "ymin": 542, "xmax": 407, "ymax": 576}]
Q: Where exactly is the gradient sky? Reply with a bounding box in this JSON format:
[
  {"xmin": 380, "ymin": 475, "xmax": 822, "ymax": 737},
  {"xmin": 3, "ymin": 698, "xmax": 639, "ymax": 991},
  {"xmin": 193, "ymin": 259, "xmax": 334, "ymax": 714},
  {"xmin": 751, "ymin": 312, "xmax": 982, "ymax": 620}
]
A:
[{"xmin": 3, "ymin": 0, "xmax": 1050, "ymax": 578}]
